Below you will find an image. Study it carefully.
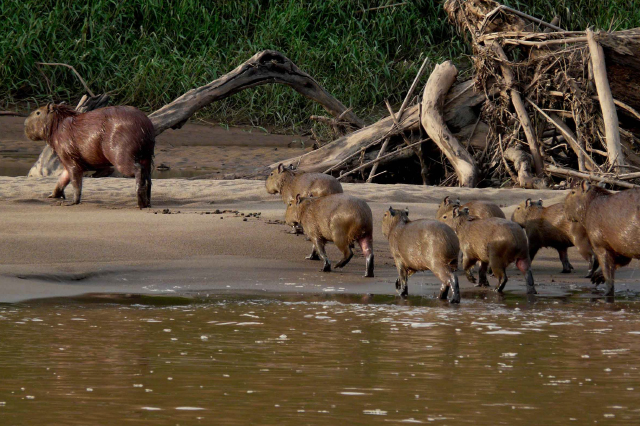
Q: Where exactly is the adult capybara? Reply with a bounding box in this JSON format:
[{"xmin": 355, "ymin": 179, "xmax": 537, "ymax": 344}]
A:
[
  {"xmin": 285, "ymin": 193, "xmax": 374, "ymax": 276},
  {"xmin": 382, "ymin": 207, "xmax": 460, "ymax": 302},
  {"xmin": 24, "ymin": 103, "xmax": 155, "ymax": 208},
  {"xmin": 564, "ymin": 181, "xmax": 640, "ymax": 297},
  {"xmin": 436, "ymin": 196, "xmax": 505, "ymax": 221},
  {"xmin": 447, "ymin": 206, "xmax": 537, "ymax": 294},
  {"xmin": 512, "ymin": 198, "xmax": 597, "ymax": 276},
  {"xmin": 266, "ymin": 164, "xmax": 343, "ymax": 204}
]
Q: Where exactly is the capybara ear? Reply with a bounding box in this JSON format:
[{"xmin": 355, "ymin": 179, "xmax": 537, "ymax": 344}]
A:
[
  {"xmin": 389, "ymin": 207, "xmax": 396, "ymax": 216},
  {"xmin": 452, "ymin": 206, "xmax": 460, "ymax": 217},
  {"xmin": 582, "ymin": 180, "xmax": 591, "ymax": 192},
  {"xmin": 443, "ymin": 196, "xmax": 450, "ymax": 206},
  {"xmin": 525, "ymin": 198, "xmax": 532, "ymax": 207},
  {"xmin": 454, "ymin": 197, "xmax": 461, "ymax": 206},
  {"xmin": 404, "ymin": 207, "xmax": 409, "ymax": 216},
  {"xmin": 278, "ymin": 163, "xmax": 284, "ymax": 173},
  {"xmin": 538, "ymin": 198, "xmax": 543, "ymax": 206},
  {"xmin": 295, "ymin": 194, "xmax": 301, "ymax": 204},
  {"xmin": 46, "ymin": 103, "xmax": 54, "ymax": 114}
]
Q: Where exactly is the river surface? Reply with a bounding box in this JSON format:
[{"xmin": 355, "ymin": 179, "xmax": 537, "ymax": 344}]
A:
[{"xmin": 1, "ymin": 294, "xmax": 640, "ymax": 425}]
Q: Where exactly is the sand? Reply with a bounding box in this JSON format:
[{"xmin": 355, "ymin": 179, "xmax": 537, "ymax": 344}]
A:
[{"xmin": 2, "ymin": 175, "xmax": 638, "ymax": 303}]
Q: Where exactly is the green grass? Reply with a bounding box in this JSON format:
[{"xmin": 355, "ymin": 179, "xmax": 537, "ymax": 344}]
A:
[{"xmin": 1, "ymin": 0, "xmax": 639, "ymax": 132}]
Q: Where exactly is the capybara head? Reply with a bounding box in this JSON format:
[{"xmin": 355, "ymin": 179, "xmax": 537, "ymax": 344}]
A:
[
  {"xmin": 511, "ymin": 198, "xmax": 543, "ymax": 225},
  {"xmin": 449, "ymin": 206, "xmax": 471, "ymax": 231},
  {"xmin": 382, "ymin": 206, "xmax": 409, "ymax": 238},
  {"xmin": 285, "ymin": 193, "xmax": 311, "ymax": 226},
  {"xmin": 436, "ymin": 196, "xmax": 461, "ymax": 220},
  {"xmin": 265, "ymin": 163, "xmax": 295, "ymax": 194},
  {"xmin": 24, "ymin": 104, "xmax": 55, "ymax": 141},
  {"xmin": 564, "ymin": 180, "xmax": 597, "ymax": 223}
]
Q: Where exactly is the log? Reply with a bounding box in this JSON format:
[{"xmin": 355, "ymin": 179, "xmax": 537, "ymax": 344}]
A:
[
  {"xmin": 545, "ymin": 164, "xmax": 638, "ymax": 189},
  {"xmin": 271, "ymin": 78, "xmax": 490, "ymax": 175},
  {"xmin": 420, "ymin": 61, "xmax": 478, "ymax": 187},
  {"xmin": 490, "ymin": 41, "xmax": 544, "ymax": 176},
  {"xmin": 149, "ymin": 50, "xmax": 363, "ymax": 135},
  {"xmin": 587, "ymin": 29, "xmax": 625, "ymax": 169},
  {"xmin": 503, "ymin": 146, "xmax": 545, "ymax": 188}
]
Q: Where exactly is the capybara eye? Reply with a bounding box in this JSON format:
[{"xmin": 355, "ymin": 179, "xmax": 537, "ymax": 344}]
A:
[
  {"xmin": 443, "ymin": 215, "xmax": 447, "ymax": 219},
  {"xmin": 36, "ymin": 111, "xmax": 40, "ymax": 116},
  {"xmin": 571, "ymin": 191, "xmax": 575, "ymax": 194}
]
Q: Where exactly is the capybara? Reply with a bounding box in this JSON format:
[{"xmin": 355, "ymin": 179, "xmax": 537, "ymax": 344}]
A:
[
  {"xmin": 382, "ymin": 207, "xmax": 460, "ymax": 302},
  {"xmin": 511, "ymin": 198, "xmax": 597, "ymax": 276},
  {"xmin": 266, "ymin": 164, "xmax": 343, "ymax": 204},
  {"xmin": 285, "ymin": 193, "xmax": 374, "ymax": 276},
  {"xmin": 564, "ymin": 181, "xmax": 640, "ymax": 297},
  {"xmin": 447, "ymin": 206, "xmax": 537, "ymax": 294},
  {"xmin": 24, "ymin": 103, "xmax": 155, "ymax": 208},
  {"xmin": 436, "ymin": 196, "xmax": 505, "ymax": 221}
]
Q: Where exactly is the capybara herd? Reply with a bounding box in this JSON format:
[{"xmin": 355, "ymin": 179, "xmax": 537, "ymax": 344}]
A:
[{"xmin": 22, "ymin": 103, "xmax": 639, "ymax": 302}]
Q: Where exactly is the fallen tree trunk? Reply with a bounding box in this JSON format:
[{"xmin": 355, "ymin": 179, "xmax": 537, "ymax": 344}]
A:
[
  {"xmin": 421, "ymin": 61, "xmax": 478, "ymax": 187},
  {"xmin": 149, "ymin": 50, "xmax": 364, "ymax": 135},
  {"xmin": 546, "ymin": 164, "xmax": 638, "ymax": 189}
]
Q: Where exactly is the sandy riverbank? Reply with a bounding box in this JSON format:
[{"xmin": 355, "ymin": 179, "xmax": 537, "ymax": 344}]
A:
[{"xmin": 1, "ymin": 176, "xmax": 638, "ymax": 303}]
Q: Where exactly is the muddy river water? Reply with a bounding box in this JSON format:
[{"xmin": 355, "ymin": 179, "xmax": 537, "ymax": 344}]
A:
[{"xmin": 1, "ymin": 294, "xmax": 640, "ymax": 425}]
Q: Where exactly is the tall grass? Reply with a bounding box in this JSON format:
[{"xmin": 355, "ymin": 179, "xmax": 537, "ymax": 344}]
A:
[{"xmin": 1, "ymin": 1, "xmax": 638, "ymax": 131}]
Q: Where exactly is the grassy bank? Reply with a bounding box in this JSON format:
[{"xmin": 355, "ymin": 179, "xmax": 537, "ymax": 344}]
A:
[{"xmin": 1, "ymin": 1, "xmax": 639, "ymax": 131}]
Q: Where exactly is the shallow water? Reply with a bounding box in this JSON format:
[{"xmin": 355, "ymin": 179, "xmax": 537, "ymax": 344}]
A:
[{"xmin": 1, "ymin": 294, "xmax": 640, "ymax": 425}]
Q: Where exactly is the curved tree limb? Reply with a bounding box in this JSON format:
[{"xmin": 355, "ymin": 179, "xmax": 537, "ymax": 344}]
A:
[
  {"xmin": 149, "ymin": 50, "xmax": 364, "ymax": 136},
  {"xmin": 420, "ymin": 61, "xmax": 478, "ymax": 187}
]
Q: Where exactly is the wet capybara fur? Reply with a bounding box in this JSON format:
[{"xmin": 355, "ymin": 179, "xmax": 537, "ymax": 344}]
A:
[
  {"xmin": 383, "ymin": 207, "xmax": 460, "ymax": 302},
  {"xmin": 24, "ymin": 103, "xmax": 155, "ymax": 208},
  {"xmin": 286, "ymin": 193, "xmax": 374, "ymax": 277},
  {"xmin": 564, "ymin": 181, "xmax": 640, "ymax": 297},
  {"xmin": 447, "ymin": 207, "xmax": 536, "ymax": 294},
  {"xmin": 266, "ymin": 164, "xmax": 343, "ymax": 204},
  {"xmin": 436, "ymin": 196, "xmax": 505, "ymax": 221},
  {"xmin": 512, "ymin": 198, "xmax": 597, "ymax": 276}
]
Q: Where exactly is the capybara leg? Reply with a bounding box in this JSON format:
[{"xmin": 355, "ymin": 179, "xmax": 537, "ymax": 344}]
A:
[
  {"xmin": 334, "ymin": 237, "xmax": 354, "ymax": 269},
  {"xmin": 558, "ymin": 249, "xmax": 574, "ymax": 273},
  {"xmin": 494, "ymin": 268, "xmax": 508, "ymax": 293},
  {"xmin": 433, "ymin": 265, "xmax": 460, "ymax": 303},
  {"xmin": 396, "ymin": 267, "xmax": 409, "ymax": 298},
  {"xmin": 306, "ymin": 246, "xmax": 320, "ymax": 261},
  {"xmin": 69, "ymin": 167, "xmax": 83, "ymax": 205},
  {"xmin": 596, "ymin": 249, "xmax": 617, "ymax": 297},
  {"xmin": 134, "ymin": 162, "xmax": 148, "ymax": 209},
  {"xmin": 49, "ymin": 169, "xmax": 70, "ymax": 199},
  {"xmin": 516, "ymin": 258, "xmax": 537, "ymax": 295},
  {"xmin": 462, "ymin": 254, "xmax": 476, "ymax": 284},
  {"xmin": 586, "ymin": 256, "xmax": 600, "ymax": 279},
  {"xmin": 477, "ymin": 261, "xmax": 490, "ymax": 287},
  {"xmin": 314, "ymin": 239, "xmax": 331, "ymax": 273},
  {"xmin": 358, "ymin": 236, "xmax": 374, "ymax": 277},
  {"xmin": 590, "ymin": 267, "xmax": 605, "ymax": 287}
]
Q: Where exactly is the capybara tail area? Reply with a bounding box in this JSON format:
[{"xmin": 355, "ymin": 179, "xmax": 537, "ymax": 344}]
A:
[
  {"xmin": 515, "ymin": 258, "xmax": 531, "ymax": 273},
  {"xmin": 358, "ymin": 235, "xmax": 374, "ymax": 277}
]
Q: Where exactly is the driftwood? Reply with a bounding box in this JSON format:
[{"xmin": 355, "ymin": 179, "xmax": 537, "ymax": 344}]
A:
[
  {"xmin": 149, "ymin": 50, "xmax": 364, "ymax": 135},
  {"xmin": 420, "ymin": 61, "xmax": 477, "ymax": 187}
]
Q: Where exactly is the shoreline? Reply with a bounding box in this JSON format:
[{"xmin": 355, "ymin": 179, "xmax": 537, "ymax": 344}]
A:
[{"xmin": 1, "ymin": 177, "xmax": 639, "ymax": 304}]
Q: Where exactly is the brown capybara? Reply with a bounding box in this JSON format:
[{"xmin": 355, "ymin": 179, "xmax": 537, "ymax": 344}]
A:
[
  {"xmin": 511, "ymin": 198, "xmax": 598, "ymax": 276},
  {"xmin": 382, "ymin": 207, "xmax": 460, "ymax": 302},
  {"xmin": 266, "ymin": 164, "xmax": 343, "ymax": 204},
  {"xmin": 447, "ymin": 206, "xmax": 537, "ymax": 294},
  {"xmin": 436, "ymin": 196, "xmax": 505, "ymax": 221},
  {"xmin": 24, "ymin": 103, "xmax": 155, "ymax": 208},
  {"xmin": 285, "ymin": 193, "xmax": 374, "ymax": 277},
  {"xmin": 564, "ymin": 181, "xmax": 640, "ymax": 297}
]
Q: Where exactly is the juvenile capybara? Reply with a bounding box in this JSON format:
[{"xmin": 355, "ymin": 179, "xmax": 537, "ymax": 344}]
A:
[
  {"xmin": 285, "ymin": 193, "xmax": 374, "ymax": 276},
  {"xmin": 266, "ymin": 164, "xmax": 343, "ymax": 204},
  {"xmin": 382, "ymin": 207, "xmax": 460, "ymax": 302},
  {"xmin": 564, "ymin": 181, "xmax": 640, "ymax": 297},
  {"xmin": 446, "ymin": 206, "xmax": 537, "ymax": 294},
  {"xmin": 24, "ymin": 103, "xmax": 155, "ymax": 208},
  {"xmin": 511, "ymin": 198, "xmax": 597, "ymax": 276},
  {"xmin": 436, "ymin": 196, "xmax": 505, "ymax": 221}
]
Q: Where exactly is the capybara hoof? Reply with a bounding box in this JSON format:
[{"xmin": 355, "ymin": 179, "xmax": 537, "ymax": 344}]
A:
[
  {"xmin": 48, "ymin": 192, "xmax": 65, "ymax": 200},
  {"xmin": 364, "ymin": 272, "xmax": 374, "ymax": 278},
  {"xmin": 591, "ymin": 271, "xmax": 605, "ymax": 285},
  {"xmin": 306, "ymin": 253, "xmax": 320, "ymax": 261},
  {"xmin": 527, "ymin": 287, "xmax": 538, "ymax": 295},
  {"xmin": 321, "ymin": 263, "xmax": 331, "ymax": 273},
  {"xmin": 449, "ymin": 295, "xmax": 461, "ymax": 304}
]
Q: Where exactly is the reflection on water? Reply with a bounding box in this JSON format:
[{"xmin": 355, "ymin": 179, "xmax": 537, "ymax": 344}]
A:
[{"xmin": 1, "ymin": 294, "xmax": 640, "ymax": 425}]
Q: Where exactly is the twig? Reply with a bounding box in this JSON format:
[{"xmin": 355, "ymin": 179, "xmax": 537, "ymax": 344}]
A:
[
  {"xmin": 590, "ymin": 96, "xmax": 640, "ymax": 122},
  {"xmin": 338, "ymin": 139, "xmax": 428, "ymax": 180},
  {"xmin": 397, "ymin": 55, "xmax": 431, "ymax": 121},
  {"xmin": 366, "ymin": 137, "xmax": 390, "ymax": 182},
  {"xmin": 478, "ymin": 5, "xmax": 564, "ymax": 35},
  {"xmin": 36, "ymin": 62, "xmax": 95, "ymax": 97},
  {"xmin": 356, "ymin": 2, "xmax": 408, "ymax": 14}
]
